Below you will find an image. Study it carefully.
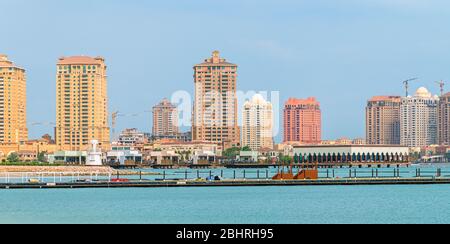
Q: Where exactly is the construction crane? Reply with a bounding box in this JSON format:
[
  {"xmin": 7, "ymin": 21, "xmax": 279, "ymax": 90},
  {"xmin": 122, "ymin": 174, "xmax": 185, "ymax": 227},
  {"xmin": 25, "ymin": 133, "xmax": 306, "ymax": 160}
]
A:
[
  {"xmin": 435, "ymin": 80, "xmax": 446, "ymax": 96},
  {"xmin": 403, "ymin": 78, "xmax": 419, "ymax": 97},
  {"xmin": 29, "ymin": 121, "xmax": 56, "ymax": 127},
  {"xmin": 111, "ymin": 110, "xmax": 152, "ymax": 140}
]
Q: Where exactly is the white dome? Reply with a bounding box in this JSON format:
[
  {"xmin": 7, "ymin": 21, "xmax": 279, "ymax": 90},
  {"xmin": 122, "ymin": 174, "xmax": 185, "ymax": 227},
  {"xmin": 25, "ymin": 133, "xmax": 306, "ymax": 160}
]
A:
[
  {"xmin": 251, "ymin": 94, "xmax": 267, "ymax": 104},
  {"xmin": 415, "ymin": 87, "xmax": 432, "ymax": 98}
]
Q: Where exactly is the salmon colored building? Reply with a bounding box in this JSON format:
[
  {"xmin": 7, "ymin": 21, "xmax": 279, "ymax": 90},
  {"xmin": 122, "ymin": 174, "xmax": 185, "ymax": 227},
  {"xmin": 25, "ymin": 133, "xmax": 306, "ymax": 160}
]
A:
[
  {"xmin": 366, "ymin": 96, "xmax": 401, "ymax": 145},
  {"xmin": 192, "ymin": 51, "xmax": 240, "ymax": 148},
  {"xmin": 283, "ymin": 97, "xmax": 321, "ymax": 144}
]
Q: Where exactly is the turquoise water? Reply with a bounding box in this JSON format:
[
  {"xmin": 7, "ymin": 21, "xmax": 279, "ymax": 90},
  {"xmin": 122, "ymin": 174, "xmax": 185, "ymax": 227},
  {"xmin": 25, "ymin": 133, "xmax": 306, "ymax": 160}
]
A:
[{"xmin": 1, "ymin": 184, "xmax": 450, "ymax": 224}]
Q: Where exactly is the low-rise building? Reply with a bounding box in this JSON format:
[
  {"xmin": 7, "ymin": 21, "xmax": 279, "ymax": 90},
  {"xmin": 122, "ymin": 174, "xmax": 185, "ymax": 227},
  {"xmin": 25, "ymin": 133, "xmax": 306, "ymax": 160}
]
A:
[
  {"xmin": 0, "ymin": 137, "xmax": 59, "ymax": 161},
  {"xmin": 149, "ymin": 151, "xmax": 180, "ymax": 165},
  {"xmin": 48, "ymin": 151, "xmax": 88, "ymax": 165},
  {"xmin": 114, "ymin": 128, "xmax": 148, "ymax": 146},
  {"xmin": 150, "ymin": 140, "xmax": 219, "ymax": 156},
  {"xmin": 193, "ymin": 151, "xmax": 216, "ymax": 165},
  {"xmin": 237, "ymin": 151, "xmax": 259, "ymax": 163},
  {"xmin": 106, "ymin": 146, "xmax": 142, "ymax": 165},
  {"xmin": 293, "ymin": 145, "xmax": 410, "ymax": 163}
]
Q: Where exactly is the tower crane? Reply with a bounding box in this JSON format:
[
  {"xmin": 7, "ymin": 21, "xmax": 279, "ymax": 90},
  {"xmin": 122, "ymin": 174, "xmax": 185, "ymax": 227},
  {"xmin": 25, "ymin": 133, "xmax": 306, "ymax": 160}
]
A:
[
  {"xmin": 435, "ymin": 80, "xmax": 445, "ymax": 96},
  {"xmin": 403, "ymin": 78, "xmax": 418, "ymax": 97},
  {"xmin": 111, "ymin": 110, "xmax": 152, "ymax": 140}
]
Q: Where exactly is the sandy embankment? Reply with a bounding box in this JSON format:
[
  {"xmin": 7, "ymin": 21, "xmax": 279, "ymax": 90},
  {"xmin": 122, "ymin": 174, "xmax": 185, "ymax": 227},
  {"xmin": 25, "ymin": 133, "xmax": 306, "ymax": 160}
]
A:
[
  {"xmin": 0, "ymin": 166, "xmax": 115, "ymax": 176},
  {"xmin": 0, "ymin": 166, "xmax": 160, "ymax": 177}
]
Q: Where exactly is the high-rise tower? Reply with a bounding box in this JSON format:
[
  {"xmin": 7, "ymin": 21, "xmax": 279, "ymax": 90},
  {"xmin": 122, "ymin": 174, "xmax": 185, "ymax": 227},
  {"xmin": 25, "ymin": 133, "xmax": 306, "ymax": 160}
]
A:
[
  {"xmin": 283, "ymin": 97, "xmax": 321, "ymax": 144},
  {"xmin": 366, "ymin": 96, "xmax": 401, "ymax": 145},
  {"xmin": 192, "ymin": 51, "xmax": 240, "ymax": 148},
  {"xmin": 400, "ymin": 87, "xmax": 439, "ymax": 147},
  {"xmin": 55, "ymin": 56, "xmax": 110, "ymax": 151},
  {"xmin": 152, "ymin": 98, "xmax": 179, "ymax": 137},
  {"xmin": 0, "ymin": 55, "xmax": 28, "ymax": 144},
  {"xmin": 241, "ymin": 94, "xmax": 274, "ymax": 151}
]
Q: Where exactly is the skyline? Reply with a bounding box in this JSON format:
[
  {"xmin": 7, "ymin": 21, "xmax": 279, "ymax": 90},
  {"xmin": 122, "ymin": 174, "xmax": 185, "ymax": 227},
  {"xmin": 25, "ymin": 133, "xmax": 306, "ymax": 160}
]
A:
[{"xmin": 2, "ymin": 0, "xmax": 450, "ymax": 142}]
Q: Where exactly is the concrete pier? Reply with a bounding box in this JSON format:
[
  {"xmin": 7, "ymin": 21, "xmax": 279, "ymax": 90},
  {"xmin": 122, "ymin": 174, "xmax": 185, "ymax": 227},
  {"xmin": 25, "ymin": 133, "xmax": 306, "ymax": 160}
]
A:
[{"xmin": 1, "ymin": 177, "xmax": 450, "ymax": 189}]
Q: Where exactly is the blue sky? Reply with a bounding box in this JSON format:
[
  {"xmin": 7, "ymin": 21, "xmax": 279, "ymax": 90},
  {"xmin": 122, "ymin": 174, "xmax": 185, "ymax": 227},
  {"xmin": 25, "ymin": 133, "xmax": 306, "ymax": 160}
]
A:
[{"xmin": 2, "ymin": 0, "xmax": 450, "ymax": 142}]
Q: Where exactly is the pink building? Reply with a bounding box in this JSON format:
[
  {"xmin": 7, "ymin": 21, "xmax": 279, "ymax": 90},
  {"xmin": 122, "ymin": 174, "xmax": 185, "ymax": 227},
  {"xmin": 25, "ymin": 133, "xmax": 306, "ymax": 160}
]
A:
[{"xmin": 283, "ymin": 97, "xmax": 322, "ymax": 144}]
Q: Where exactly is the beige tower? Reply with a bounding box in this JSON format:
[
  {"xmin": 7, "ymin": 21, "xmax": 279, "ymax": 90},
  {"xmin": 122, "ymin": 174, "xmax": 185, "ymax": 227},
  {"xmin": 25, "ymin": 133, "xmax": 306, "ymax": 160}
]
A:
[
  {"xmin": 242, "ymin": 94, "xmax": 274, "ymax": 151},
  {"xmin": 56, "ymin": 56, "xmax": 110, "ymax": 151},
  {"xmin": 192, "ymin": 51, "xmax": 240, "ymax": 148},
  {"xmin": 152, "ymin": 98, "xmax": 179, "ymax": 137},
  {"xmin": 0, "ymin": 55, "xmax": 28, "ymax": 144},
  {"xmin": 366, "ymin": 96, "xmax": 401, "ymax": 145},
  {"xmin": 438, "ymin": 92, "xmax": 450, "ymax": 145},
  {"xmin": 400, "ymin": 87, "xmax": 439, "ymax": 147}
]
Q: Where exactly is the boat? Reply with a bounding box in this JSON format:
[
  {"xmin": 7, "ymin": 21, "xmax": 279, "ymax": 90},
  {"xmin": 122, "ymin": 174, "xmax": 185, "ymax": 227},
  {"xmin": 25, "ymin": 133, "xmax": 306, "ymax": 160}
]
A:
[
  {"xmin": 28, "ymin": 179, "xmax": 40, "ymax": 183},
  {"xmin": 111, "ymin": 178, "xmax": 130, "ymax": 183}
]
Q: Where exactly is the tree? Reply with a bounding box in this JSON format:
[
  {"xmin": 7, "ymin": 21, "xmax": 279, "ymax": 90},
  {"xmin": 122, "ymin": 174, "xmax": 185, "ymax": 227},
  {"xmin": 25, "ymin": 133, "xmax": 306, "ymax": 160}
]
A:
[
  {"xmin": 223, "ymin": 147, "xmax": 241, "ymax": 158},
  {"xmin": 37, "ymin": 151, "xmax": 47, "ymax": 163},
  {"xmin": 294, "ymin": 153, "xmax": 299, "ymax": 164},
  {"xmin": 280, "ymin": 156, "xmax": 292, "ymax": 165},
  {"xmin": 241, "ymin": 146, "xmax": 252, "ymax": 152},
  {"xmin": 7, "ymin": 153, "xmax": 19, "ymax": 163}
]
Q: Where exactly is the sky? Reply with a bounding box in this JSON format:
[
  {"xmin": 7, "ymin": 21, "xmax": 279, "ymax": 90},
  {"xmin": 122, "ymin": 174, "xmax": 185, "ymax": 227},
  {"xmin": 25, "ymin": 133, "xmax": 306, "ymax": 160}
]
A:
[{"xmin": 2, "ymin": 0, "xmax": 450, "ymax": 142}]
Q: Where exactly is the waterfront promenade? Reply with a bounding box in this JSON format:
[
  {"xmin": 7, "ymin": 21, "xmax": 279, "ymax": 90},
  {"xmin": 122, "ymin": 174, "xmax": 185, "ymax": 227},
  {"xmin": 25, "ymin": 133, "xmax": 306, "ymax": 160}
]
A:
[
  {"xmin": 0, "ymin": 165, "xmax": 449, "ymax": 189},
  {"xmin": 1, "ymin": 177, "xmax": 450, "ymax": 189}
]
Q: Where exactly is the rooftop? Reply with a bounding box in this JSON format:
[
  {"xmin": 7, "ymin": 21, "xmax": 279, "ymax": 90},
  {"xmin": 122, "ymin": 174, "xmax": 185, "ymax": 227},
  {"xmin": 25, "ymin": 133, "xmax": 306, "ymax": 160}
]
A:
[
  {"xmin": 195, "ymin": 51, "xmax": 237, "ymax": 67},
  {"xmin": 368, "ymin": 96, "xmax": 401, "ymax": 102},
  {"xmin": 0, "ymin": 54, "xmax": 24, "ymax": 70},
  {"xmin": 57, "ymin": 56, "xmax": 105, "ymax": 65},
  {"xmin": 285, "ymin": 97, "xmax": 320, "ymax": 106}
]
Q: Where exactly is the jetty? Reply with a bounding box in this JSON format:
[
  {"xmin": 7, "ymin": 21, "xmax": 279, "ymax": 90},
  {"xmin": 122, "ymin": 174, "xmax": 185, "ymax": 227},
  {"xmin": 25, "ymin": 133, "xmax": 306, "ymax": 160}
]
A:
[{"xmin": 1, "ymin": 177, "xmax": 450, "ymax": 189}]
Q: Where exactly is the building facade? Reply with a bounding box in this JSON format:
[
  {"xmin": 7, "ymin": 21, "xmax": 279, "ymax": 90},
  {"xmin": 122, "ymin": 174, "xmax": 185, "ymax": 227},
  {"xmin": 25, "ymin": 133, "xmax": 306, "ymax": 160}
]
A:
[
  {"xmin": 152, "ymin": 98, "xmax": 179, "ymax": 137},
  {"xmin": 400, "ymin": 87, "xmax": 439, "ymax": 148},
  {"xmin": 115, "ymin": 128, "xmax": 148, "ymax": 146},
  {"xmin": 366, "ymin": 96, "xmax": 401, "ymax": 145},
  {"xmin": 293, "ymin": 145, "xmax": 410, "ymax": 163},
  {"xmin": 241, "ymin": 94, "xmax": 274, "ymax": 151},
  {"xmin": 438, "ymin": 92, "xmax": 450, "ymax": 145},
  {"xmin": 192, "ymin": 51, "xmax": 240, "ymax": 148},
  {"xmin": 0, "ymin": 55, "xmax": 28, "ymax": 144},
  {"xmin": 283, "ymin": 97, "xmax": 321, "ymax": 144},
  {"xmin": 55, "ymin": 56, "xmax": 110, "ymax": 151}
]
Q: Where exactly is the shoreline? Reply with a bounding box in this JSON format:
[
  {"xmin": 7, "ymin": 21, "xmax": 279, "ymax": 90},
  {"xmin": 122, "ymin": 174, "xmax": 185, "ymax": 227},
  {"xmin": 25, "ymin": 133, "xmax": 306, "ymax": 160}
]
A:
[{"xmin": 0, "ymin": 166, "xmax": 160, "ymax": 176}]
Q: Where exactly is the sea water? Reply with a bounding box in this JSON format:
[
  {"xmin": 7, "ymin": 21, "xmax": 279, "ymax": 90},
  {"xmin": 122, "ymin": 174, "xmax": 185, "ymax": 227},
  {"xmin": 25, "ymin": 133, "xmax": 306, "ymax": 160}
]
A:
[{"xmin": 0, "ymin": 183, "xmax": 449, "ymax": 224}]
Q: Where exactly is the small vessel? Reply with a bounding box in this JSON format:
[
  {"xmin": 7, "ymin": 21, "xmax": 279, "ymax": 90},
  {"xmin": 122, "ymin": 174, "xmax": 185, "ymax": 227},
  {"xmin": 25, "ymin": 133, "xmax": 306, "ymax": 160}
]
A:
[
  {"xmin": 111, "ymin": 178, "xmax": 130, "ymax": 183},
  {"xmin": 28, "ymin": 179, "xmax": 40, "ymax": 183}
]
